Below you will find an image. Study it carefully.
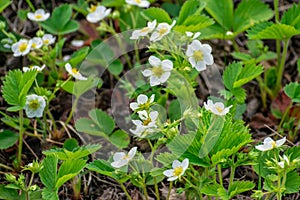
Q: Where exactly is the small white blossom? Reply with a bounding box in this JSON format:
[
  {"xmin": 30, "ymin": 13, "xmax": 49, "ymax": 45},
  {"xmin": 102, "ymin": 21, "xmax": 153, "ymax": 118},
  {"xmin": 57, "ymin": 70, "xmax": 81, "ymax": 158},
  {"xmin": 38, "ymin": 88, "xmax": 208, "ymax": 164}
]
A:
[
  {"xmin": 130, "ymin": 20, "xmax": 157, "ymax": 40},
  {"xmin": 111, "ymin": 147, "xmax": 137, "ymax": 168},
  {"xmin": 130, "ymin": 110, "xmax": 158, "ymax": 137},
  {"xmin": 150, "ymin": 20, "xmax": 176, "ymax": 42},
  {"xmin": 278, "ymin": 155, "xmax": 289, "ymax": 168},
  {"xmin": 65, "ymin": 63, "xmax": 87, "ymax": 80},
  {"xmin": 126, "ymin": 0, "xmax": 150, "ymax": 8},
  {"xmin": 42, "ymin": 34, "xmax": 55, "ymax": 45},
  {"xmin": 186, "ymin": 40, "xmax": 214, "ymax": 72},
  {"xmin": 30, "ymin": 37, "xmax": 43, "ymax": 49},
  {"xmin": 11, "ymin": 39, "xmax": 32, "ymax": 57},
  {"xmin": 142, "ymin": 56, "xmax": 173, "ymax": 86},
  {"xmin": 130, "ymin": 94, "xmax": 155, "ymax": 111},
  {"xmin": 24, "ymin": 94, "xmax": 46, "ymax": 118},
  {"xmin": 86, "ymin": 5, "xmax": 111, "ymax": 23},
  {"xmin": 23, "ymin": 64, "xmax": 46, "ymax": 72},
  {"xmin": 71, "ymin": 40, "xmax": 84, "ymax": 47},
  {"xmin": 204, "ymin": 100, "xmax": 232, "ymax": 116},
  {"xmin": 163, "ymin": 158, "xmax": 189, "ymax": 181},
  {"xmin": 255, "ymin": 137, "xmax": 286, "ymax": 152},
  {"xmin": 186, "ymin": 32, "xmax": 201, "ymax": 39},
  {"xmin": 27, "ymin": 9, "xmax": 50, "ymax": 22},
  {"xmin": 226, "ymin": 31, "xmax": 234, "ymax": 36}
]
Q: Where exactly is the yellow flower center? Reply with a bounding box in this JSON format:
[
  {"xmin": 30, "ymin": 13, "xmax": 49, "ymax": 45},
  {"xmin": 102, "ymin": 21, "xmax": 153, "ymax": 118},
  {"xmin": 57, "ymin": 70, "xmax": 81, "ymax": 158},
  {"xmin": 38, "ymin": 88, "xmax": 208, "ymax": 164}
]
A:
[
  {"xmin": 141, "ymin": 27, "xmax": 149, "ymax": 33},
  {"xmin": 18, "ymin": 43, "xmax": 28, "ymax": 52},
  {"xmin": 29, "ymin": 66, "xmax": 34, "ymax": 69},
  {"xmin": 193, "ymin": 50, "xmax": 203, "ymax": 61},
  {"xmin": 35, "ymin": 14, "xmax": 43, "ymax": 19},
  {"xmin": 135, "ymin": 0, "xmax": 142, "ymax": 3},
  {"xmin": 143, "ymin": 118, "xmax": 151, "ymax": 126},
  {"xmin": 43, "ymin": 39, "xmax": 49, "ymax": 45},
  {"xmin": 29, "ymin": 100, "xmax": 39, "ymax": 110},
  {"xmin": 32, "ymin": 43, "xmax": 36, "ymax": 48},
  {"xmin": 271, "ymin": 141, "xmax": 276, "ymax": 148},
  {"xmin": 89, "ymin": 5, "xmax": 97, "ymax": 13},
  {"xmin": 173, "ymin": 166, "xmax": 183, "ymax": 177},
  {"xmin": 215, "ymin": 106, "xmax": 223, "ymax": 113},
  {"xmin": 72, "ymin": 68, "xmax": 79, "ymax": 74},
  {"xmin": 122, "ymin": 154, "xmax": 129, "ymax": 160},
  {"xmin": 152, "ymin": 65, "xmax": 164, "ymax": 77},
  {"xmin": 159, "ymin": 28, "xmax": 168, "ymax": 36}
]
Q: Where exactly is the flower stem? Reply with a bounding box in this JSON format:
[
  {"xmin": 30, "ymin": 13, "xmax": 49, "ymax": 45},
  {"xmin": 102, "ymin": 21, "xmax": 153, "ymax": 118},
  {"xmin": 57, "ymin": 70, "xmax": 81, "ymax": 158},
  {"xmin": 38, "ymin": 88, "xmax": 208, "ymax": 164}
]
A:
[
  {"xmin": 153, "ymin": 177, "xmax": 160, "ymax": 200},
  {"xmin": 275, "ymin": 39, "xmax": 289, "ymax": 95},
  {"xmin": 26, "ymin": 0, "xmax": 35, "ymax": 11},
  {"xmin": 119, "ymin": 182, "xmax": 133, "ymax": 200},
  {"xmin": 142, "ymin": 182, "xmax": 149, "ymax": 200},
  {"xmin": 65, "ymin": 97, "xmax": 79, "ymax": 125},
  {"xmin": 167, "ymin": 181, "xmax": 173, "ymax": 200},
  {"xmin": 18, "ymin": 110, "xmax": 24, "ymax": 166},
  {"xmin": 217, "ymin": 165, "xmax": 223, "ymax": 186}
]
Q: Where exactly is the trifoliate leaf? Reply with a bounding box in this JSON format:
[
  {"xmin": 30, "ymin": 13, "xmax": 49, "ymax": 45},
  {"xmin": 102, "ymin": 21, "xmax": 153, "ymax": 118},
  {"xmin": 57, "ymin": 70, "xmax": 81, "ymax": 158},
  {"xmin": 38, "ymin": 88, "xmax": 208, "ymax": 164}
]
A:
[
  {"xmin": 177, "ymin": 0, "xmax": 206, "ymax": 24},
  {"xmin": 247, "ymin": 22, "xmax": 300, "ymax": 40},
  {"xmin": 281, "ymin": 3, "xmax": 300, "ymax": 30},
  {"xmin": 233, "ymin": 0, "xmax": 273, "ymax": 33},
  {"xmin": 228, "ymin": 181, "xmax": 255, "ymax": 198},
  {"xmin": 284, "ymin": 82, "xmax": 300, "ymax": 103}
]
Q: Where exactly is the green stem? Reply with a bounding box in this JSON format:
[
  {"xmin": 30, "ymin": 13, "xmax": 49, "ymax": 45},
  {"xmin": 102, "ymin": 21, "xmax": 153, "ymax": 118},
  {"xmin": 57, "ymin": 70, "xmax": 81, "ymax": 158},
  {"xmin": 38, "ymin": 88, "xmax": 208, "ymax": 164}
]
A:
[
  {"xmin": 275, "ymin": 39, "xmax": 289, "ymax": 94},
  {"xmin": 167, "ymin": 181, "xmax": 173, "ymax": 200},
  {"xmin": 153, "ymin": 177, "xmax": 160, "ymax": 200},
  {"xmin": 231, "ymin": 38, "xmax": 239, "ymax": 52},
  {"xmin": 278, "ymin": 101, "xmax": 293, "ymax": 131},
  {"xmin": 0, "ymin": 163, "xmax": 14, "ymax": 171},
  {"xmin": 65, "ymin": 97, "xmax": 79, "ymax": 125},
  {"xmin": 217, "ymin": 165, "xmax": 223, "ymax": 186},
  {"xmin": 256, "ymin": 77, "xmax": 267, "ymax": 109},
  {"xmin": 274, "ymin": 0, "xmax": 281, "ymax": 65},
  {"xmin": 119, "ymin": 182, "xmax": 133, "ymax": 200},
  {"xmin": 18, "ymin": 110, "xmax": 24, "ymax": 166},
  {"xmin": 142, "ymin": 182, "xmax": 149, "ymax": 200},
  {"xmin": 26, "ymin": 0, "xmax": 35, "ymax": 11}
]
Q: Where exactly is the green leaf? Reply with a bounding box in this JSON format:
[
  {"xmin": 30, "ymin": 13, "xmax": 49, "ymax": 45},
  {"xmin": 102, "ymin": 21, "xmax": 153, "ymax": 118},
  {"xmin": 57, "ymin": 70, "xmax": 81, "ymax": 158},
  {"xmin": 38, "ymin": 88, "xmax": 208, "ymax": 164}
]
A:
[
  {"xmin": 0, "ymin": 130, "xmax": 18, "ymax": 150},
  {"xmin": 86, "ymin": 159, "xmax": 115, "ymax": 176},
  {"xmin": 211, "ymin": 147, "xmax": 240, "ymax": 164},
  {"xmin": 88, "ymin": 109, "xmax": 115, "ymax": 135},
  {"xmin": 0, "ymin": 0, "xmax": 11, "ymax": 13},
  {"xmin": 281, "ymin": 3, "xmax": 300, "ymax": 30},
  {"xmin": 41, "ymin": 4, "xmax": 79, "ymax": 35},
  {"xmin": 231, "ymin": 52, "xmax": 253, "ymax": 61},
  {"xmin": 155, "ymin": 152, "xmax": 179, "ymax": 166},
  {"xmin": 42, "ymin": 188, "xmax": 59, "ymax": 200},
  {"xmin": 67, "ymin": 47, "xmax": 90, "ymax": 67},
  {"xmin": 75, "ymin": 118, "xmax": 107, "ymax": 137},
  {"xmin": 223, "ymin": 62, "xmax": 243, "ymax": 90},
  {"xmin": 233, "ymin": 63, "xmax": 263, "ymax": 88},
  {"xmin": 233, "ymin": 0, "xmax": 273, "ymax": 33},
  {"xmin": 232, "ymin": 87, "xmax": 246, "ymax": 103},
  {"xmin": 284, "ymin": 171, "xmax": 300, "ymax": 194},
  {"xmin": 2, "ymin": 70, "xmax": 37, "ymax": 110},
  {"xmin": 40, "ymin": 155, "xmax": 58, "ymax": 188},
  {"xmin": 201, "ymin": 183, "xmax": 221, "ymax": 196},
  {"xmin": 63, "ymin": 138, "xmax": 79, "ymax": 151},
  {"xmin": 0, "ymin": 184, "xmax": 22, "ymax": 200},
  {"xmin": 43, "ymin": 144, "xmax": 101, "ymax": 160},
  {"xmin": 108, "ymin": 59, "xmax": 123, "ymax": 76},
  {"xmin": 204, "ymin": 0, "xmax": 233, "ymax": 31},
  {"xmin": 284, "ymin": 82, "xmax": 300, "ymax": 102},
  {"xmin": 141, "ymin": 7, "xmax": 172, "ymax": 23},
  {"xmin": 177, "ymin": 0, "xmax": 205, "ymax": 25},
  {"xmin": 247, "ymin": 22, "xmax": 300, "ymax": 40},
  {"xmin": 109, "ymin": 130, "xmax": 130, "ymax": 149},
  {"xmin": 162, "ymin": 3, "xmax": 180, "ymax": 17},
  {"xmin": 56, "ymin": 159, "xmax": 86, "ymax": 188},
  {"xmin": 174, "ymin": 15, "xmax": 214, "ymax": 33},
  {"xmin": 169, "ymin": 99, "xmax": 181, "ymax": 122},
  {"xmin": 228, "ymin": 181, "xmax": 255, "ymax": 198}
]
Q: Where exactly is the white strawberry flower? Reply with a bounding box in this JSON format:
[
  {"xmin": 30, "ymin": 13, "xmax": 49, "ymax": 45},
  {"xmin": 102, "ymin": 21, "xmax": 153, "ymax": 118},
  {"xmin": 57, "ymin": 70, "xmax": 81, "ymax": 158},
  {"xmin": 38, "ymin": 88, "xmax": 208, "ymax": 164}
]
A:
[
  {"xmin": 163, "ymin": 158, "xmax": 189, "ymax": 181},
  {"xmin": 24, "ymin": 94, "xmax": 46, "ymax": 118},
  {"xmin": 130, "ymin": 110, "xmax": 158, "ymax": 137},
  {"xmin": 30, "ymin": 37, "xmax": 43, "ymax": 49},
  {"xmin": 23, "ymin": 64, "xmax": 46, "ymax": 72},
  {"xmin": 111, "ymin": 147, "xmax": 137, "ymax": 168},
  {"xmin": 186, "ymin": 40, "xmax": 214, "ymax": 72},
  {"xmin": 125, "ymin": 0, "xmax": 150, "ymax": 8},
  {"xmin": 142, "ymin": 56, "xmax": 173, "ymax": 86},
  {"xmin": 150, "ymin": 20, "xmax": 176, "ymax": 42},
  {"xmin": 11, "ymin": 39, "xmax": 32, "ymax": 57},
  {"xmin": 71, "ymin": 40, "xmax": 84, "ymax": 47},
  {"xmin": 65, "ymin": 63, "xmax": 87, "ymax": 80},
  {"xmin": 130, "ymin": 94, "xmax": 155, "ymax": 111},
  {"xmin": 27, "ymin": 9, "xmax": 50, "ymax": 22},
  {"xmin": 130, "ymin": 20, "xmax": 157, "ymax": 40},
  {"xmin": 204, "ymin": 100, "xmax": 232, "ymax": 116},
  {"xmin": 42, "ymin": 34, "xmax": 56, "ymax": 46},
  {"xmin": 86, "ymin": 5, "xmax": 111, "ymax": 23},
  {"xmin": 255, "ymin": 137, "xmax": 286, "ymax": 152},
  {"xmin": 186, "ymin": 32, "xmax": 201, "ymax": 39}
]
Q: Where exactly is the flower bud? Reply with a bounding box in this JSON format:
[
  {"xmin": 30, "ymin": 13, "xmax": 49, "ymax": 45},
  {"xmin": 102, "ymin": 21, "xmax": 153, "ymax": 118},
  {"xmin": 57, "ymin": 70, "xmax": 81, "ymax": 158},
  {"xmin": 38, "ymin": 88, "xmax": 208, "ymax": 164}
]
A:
[
  {"xmin": 0, "ymin": 21, "xmax": 6, "ymax": 30},
  {"xmin": 5, "ymin": 174, "xmax": 16, "ymax": 182},
  {"xmin": 112, "ymin": 11, "xmax": 120, "ymax": 19},
  {"xmin": 36, "ymin": 30, "xmax": 45, "ymax": 37}
]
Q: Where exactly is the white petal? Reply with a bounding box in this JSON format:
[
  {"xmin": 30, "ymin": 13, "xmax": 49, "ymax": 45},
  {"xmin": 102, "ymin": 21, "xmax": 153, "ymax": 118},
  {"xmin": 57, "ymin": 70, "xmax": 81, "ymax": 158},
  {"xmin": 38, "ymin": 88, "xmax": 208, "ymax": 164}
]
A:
[
  {"xmin": 142, "ymin": 69, "xmax": 152, "ymax": 77},
  {"xmin": 264, "ymin": 137, "xmax": 274, "ymax": 144},
  {"xmin": 202, "ymin": 44, "xmax": 212, "ymax": 54},
  {"xmin": 150, "ymin": 32, "xmax": 159, "ymax": 41},
  {"xmin": 159, "ymin": 72, "xmax": 171, "ymax": 83},
  {"xmin": 149, "ymin": 111, "xmax": 158, "ymax": 121},
  {"xmin": 65, "ymin": 63, "xmax": 72, "ymax": 73},
  {"xmin": 132, "ymin": 120, "xmax": 143, "ymax": 126},
  {"xmin": 150, "ymin": 76, "xmax": 160, "ymax": 86},
  {"xmin": 149, "ymin": 94, "xmax": 155, "ymax": 103},
  {"xmin": 190, "ymin": 40, "xmax": 202, "ymax": 51},
  {"xmin": 139, "ymin": 1, "xmax": 150, "ymax": 7},
  {"xmin": 113, "ymin": 152, "xmax": 126, "ymax": 161},
  {"xmin": 138, "ymin": 110, "xmax": 148, "ymax": 120},
  {"xmin": 167, "ymin": 176, "xmax": 178, "ymax": 181},
  {"xmin": 255, "ymin": 143, "xmax": 273, "ymax": 151},
  {"xmin": 203, "ymin": 54, "xmax": 214, "ymax": 65},
  {"xmin": 137, "ymin": 94, "xmax": 148, "ymax": 104},
  {"xmin": 181, "ymin": 158, "xmax": 189, "ymax": 170},
  {"xmin": 276, "ymin": 137, "xmax": 286, "ymax": 147},
  {"xmin": 163, "ymin": 169, "xmax": 174, "ymax": 177},
  {"xmin": 215, "ymin": 102, "xmax": 225, "ymax": 110},
  {"xmin": 188, "ymin": 57, "xmax": 196, "ymax": 67},
  {"xmin": 193, "ymin": 32, "xmax": 201, "ymax": 39},
  {"xmin": 130, "ymin": 102, "xmax": 139, "ymax": 111},
  {"xmin": 172, "ymin": 160, "xmax": 181, "ymax": 169},
  {"xmin": 161, "ymin": 60, "xmax": 173, "ymax": 71},
  {"xmin": 186, "ymin": 32, "xmax": 193, "ymax": 37},
  {"xmin": 195, "ymin": 61, "xmax": 206, "ymax": 72},
  {"xmin": 148, "ymin": 56, "xmax": 161, "ymax": 67},
  {"xmin": 128, "ymin": 147, "xmax": 137, "ymax": 159},
  {"xmin": 186, "ymin": 46, "xmax": 194, "ymax": 57}
]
